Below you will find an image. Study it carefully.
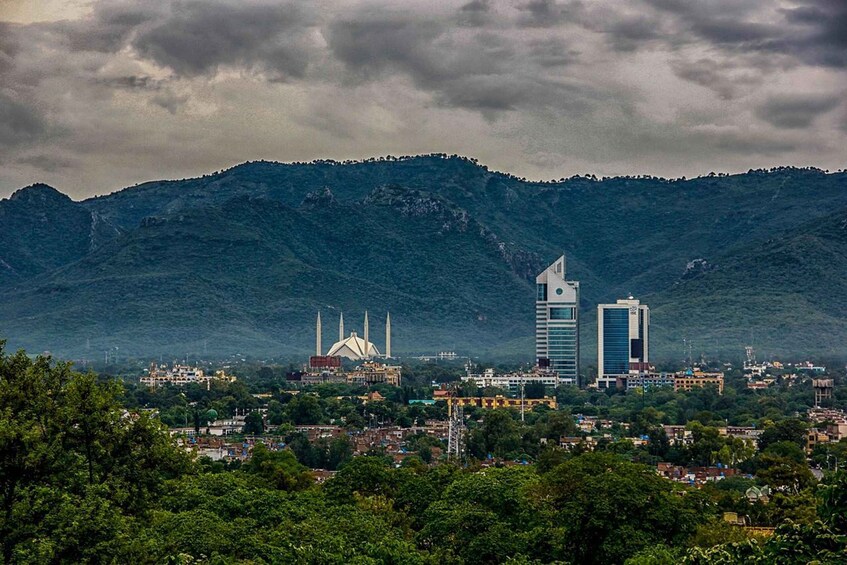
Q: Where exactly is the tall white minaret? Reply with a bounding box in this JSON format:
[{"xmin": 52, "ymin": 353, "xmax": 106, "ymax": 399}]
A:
[
  {"xmin": 316, "ymin": 311, "xmax": 322, "ymax": 356},
  {"xmin": 385, "ymin": 312, "xmax": 391, "ymax": 358},
  {"xmin": 364, "ymin": 310, "xmax": 370, "ymax": 358},
  {"xmin": 339, "ymin": 312, "xmax": 344, "ymax": 342}
]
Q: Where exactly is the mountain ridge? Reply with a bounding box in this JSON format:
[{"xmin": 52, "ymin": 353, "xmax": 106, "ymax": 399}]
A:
[{"xmin": 1, "ymin": 156, "xmax": 846, "ymax": 361}]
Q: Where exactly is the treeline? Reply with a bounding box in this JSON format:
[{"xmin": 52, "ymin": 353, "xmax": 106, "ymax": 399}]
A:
[{"xmin": 3, "ymin": 345, "xmax": 847, "ymax": 563}]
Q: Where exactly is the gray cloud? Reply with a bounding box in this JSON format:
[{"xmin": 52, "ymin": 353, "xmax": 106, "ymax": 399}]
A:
[
  {"xmin": 755, "ymin": 94, "xmax": 841, "ymax": 129},
  {"xmin": 0, "ymin": 92, "xmax": 45, "ymax": 149},
  {"xmin": 645, "ymin": 0, "xmax": 847, "ymax": 68},
  {"xmin": 458, "ymin": 0, "xmax": 493, "ymax": 27},
  {"xmin": 16, "ymin": 154, "xmax": 75, "ymax": 173},
  {"xmin": 131, "ymin": 1, "xmax": 316, "ymax": 79},
  {"xmin": 670, "ymin": 58, "xmax": 764, "ymax": 100},
  {"xmin": 325, "ymin": 11, "xmax": 593, "ymax": 115},
  {"xmin": 0, "ymin": 0, "xmax": 845, "ymax": 197},
  {"xmin": 782, "ymin": 0, "xmax": 847, "ymax": 67}
]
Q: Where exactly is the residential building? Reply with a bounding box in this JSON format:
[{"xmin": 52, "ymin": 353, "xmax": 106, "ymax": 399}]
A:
[
  {"xmin": 445, "ymin": 394, "xmax": 557, "ymax": 412},
  {"xmin": 597, "ymin": 297, "xmax": 650, "ymax": 389},
  {"xmin": 461, "ymin": 365, "xmax": 561, "ymax": 391},
  {"xmin": 346, "ymin": 361, "xmax": 402, "ymax": 386},
  {"xmin": 536, "ymin": 255, "xmax": 580, "ymax": 385},
  {"xmin": 674, "ymin": 369, "xmax": 724, "ymax": 394},
  {"xmin": 625, "ymin": 372, "xmax": 675, "ymax": 390},
  {"xmin": 140, "ymin": 363, "xmax": 235, "ymax": 388}
]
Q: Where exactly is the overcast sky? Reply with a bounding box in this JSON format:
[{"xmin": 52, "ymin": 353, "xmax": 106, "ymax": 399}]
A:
[{"xmin": 1, "ymin": 0, "xmax": 845, "ymax": 200}]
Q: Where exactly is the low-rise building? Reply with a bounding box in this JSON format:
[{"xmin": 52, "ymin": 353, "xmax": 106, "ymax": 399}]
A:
[
  {"xmin": 140, "ymin": 363, "xmax": 236, "ymax": 388},
  {"xmin": 444, "ymin": 394, "xmax": 557, "ymax": 413},
  {"xmin": 346, "ymin": 361, "xmax": 402, "ymax": 386},
  {"xmin": 674, "ymin": 369, "xmax": 724, "ymax": 394},
  {"xmin": 461, "ymin": 366, "xmax": 561, "ymax": 391}
]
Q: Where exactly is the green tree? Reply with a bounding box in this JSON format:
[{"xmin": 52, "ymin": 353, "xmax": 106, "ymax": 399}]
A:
[
  {"xmin": 243, "ymin": 411, "xmax": 265, "ymax": 435},
  {"xmin": 242, "ymin": 444, "xmax": 313, "ymax": 491},
  {"xmin": 538, "ymin": 452, "xmax": 708, "ymax": 564},
  {"xmin": 288, "ymin": 394, "xmax": 323, "ymax": 425}
]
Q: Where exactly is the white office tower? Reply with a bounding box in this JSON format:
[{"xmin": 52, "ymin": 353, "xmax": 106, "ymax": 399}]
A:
[
  {"xmin": 597, "ymin": 298, "xmax": 650, "ymax": 389},
  {"xmin": 536, "ymin": 255, "xmax": 580, "ymax": 386}
]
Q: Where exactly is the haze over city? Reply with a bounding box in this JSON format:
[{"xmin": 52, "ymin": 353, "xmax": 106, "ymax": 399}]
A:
[{"xmin": 2, "ymin": 0, "xmax": 846, "ymax": 199}]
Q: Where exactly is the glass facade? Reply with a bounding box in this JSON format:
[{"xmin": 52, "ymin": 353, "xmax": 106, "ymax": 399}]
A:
[
  {"xmin": 548, "ymin": 326, "xmax": 578, "ymax": 375},
  {"xmin": 602, "ymin": 308, "xmax": 630, "ymax": 375},
  {"xmin": 536, "ymin": 284, "xmax": 547, "ymax": 301},
  {"xmin": 549, "ymin": 307, "xmax": 575, "ymax": 320}
]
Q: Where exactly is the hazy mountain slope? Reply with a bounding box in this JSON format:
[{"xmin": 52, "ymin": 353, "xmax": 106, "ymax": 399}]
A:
[
  {"xmin": 648, "ymin": 206, "xmax": 847, "ymax": 359},
  {"xmin": 81, "ymin": 158, "xmax": 847, "ymax": 304},
  {"xmin": 0, "ymin": 184, "xmax": 121, "ymax": 287},
  {"xmin": 0, "ymin": 189, "xmax": 538, "ymax": 357},
  {"xmin": 2, "ymin": 157, "xmax": 847, "ymax": 360}
]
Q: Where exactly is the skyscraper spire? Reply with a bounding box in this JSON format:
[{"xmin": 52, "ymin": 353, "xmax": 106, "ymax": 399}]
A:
[
  {"xmin": 316, "ymin": 311, "xmax": 322, "ymax": 356},
  {"xmin": 385, "ymin": 312, "xmax": 391, "ymax": 358},
  {"xmin": 339, "ymin": 312, "xmax": 344, "ymax": 342},
  {"xmin": 364, "ymin": 310, "xmax": 370, "ymax": 358}
]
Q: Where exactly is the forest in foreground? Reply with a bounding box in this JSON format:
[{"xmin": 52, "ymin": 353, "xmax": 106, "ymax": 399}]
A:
[{"xmin": 2, "ymin": 344, "xmax": 846, "ymax": 564}]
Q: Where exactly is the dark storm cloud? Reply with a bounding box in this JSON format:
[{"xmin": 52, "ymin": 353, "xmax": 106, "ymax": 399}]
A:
[
  {"xmin": 326, "ymin": 11, "xmax": 591, "ymax": 114},
  {"xmin": 52, "ymin": 1, "xmax": 163, "ymax": 53},
  {"xmin": 458, "ymin": 0, "xmax": 492, "ymax": 27},
  {"xmin": 755, "ymin": 94, "xmax": 841, "ymax": 129},
  {"xmin": 670, "ymin": 58, "xmax": 763, "ymax": 100},
  {"xmin": 644, "ymin": 0, "xmax": 847, "ymax": 67},
  {"xmin": 131, "ymin": 1, "xmax": 315, "ymax": 79},
  {"xmin": 0, "ymin": 92, "xmax": 45, "ymax": 149},
  {"xmin": 782, "ymin": 0, "xmax": 847, "ymax": 67},
  {"xmin": 0, "ymin": 0, "xmax": 845, "ymax": 197}
]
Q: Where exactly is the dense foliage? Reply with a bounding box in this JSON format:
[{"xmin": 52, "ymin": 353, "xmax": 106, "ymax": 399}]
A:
[{"xmin": 3, "ymin": 345, "xmax": 847, "ymax": 563}]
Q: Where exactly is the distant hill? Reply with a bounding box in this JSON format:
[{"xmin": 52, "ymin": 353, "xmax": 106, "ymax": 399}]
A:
[
  {"xmin": 0, "ymin": 184, "xmax": 121, "ymax": 287},
  {"xmin": 649, "ymin": 205, "xmax": 847, "ymax": 359},
  {"xmin": 1, "ymin": 155, "xmax": 846, "ymax": 361}
]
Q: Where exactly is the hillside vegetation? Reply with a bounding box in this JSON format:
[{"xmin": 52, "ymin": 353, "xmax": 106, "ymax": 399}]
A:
[{"xmin": 1, "ymin": 155, "xmax": 846, "ymax": 360}]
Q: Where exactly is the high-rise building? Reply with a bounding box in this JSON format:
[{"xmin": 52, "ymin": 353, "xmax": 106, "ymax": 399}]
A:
[
  {"xmin": 597, "ymin": 298, "xmax": 650, "ymax": 388},
  {"xmin": 536, "ymin": 255, "xmax": 580, "ymax": 385}
]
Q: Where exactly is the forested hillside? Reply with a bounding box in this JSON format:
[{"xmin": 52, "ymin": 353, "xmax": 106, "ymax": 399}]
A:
[
  {"xmin": 2, "ymin": 347, "xmax": 847, "ymax": 563},
  {"xmin": 1, "ymin": 155, "xmax": 845, "ymax": 360}
]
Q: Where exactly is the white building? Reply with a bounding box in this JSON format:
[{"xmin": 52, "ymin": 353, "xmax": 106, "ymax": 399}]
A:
[
  {"xmin": 319, "ymin": 310, "xmax": 388, "ymax": 361},
  {"xmin": 536, "ymin": 255, "xmax": 580, "ymax": 385},
  {"xmin": 597, "ymin": 297, "xmax": 650, "ymax": 389},
  {"xmin": 140, "ymin": 364, "xmax": 235, "ymax": 388},
  {"xmin": 461, "ymin": 366, "xmax": 561, "ymax": 391}
]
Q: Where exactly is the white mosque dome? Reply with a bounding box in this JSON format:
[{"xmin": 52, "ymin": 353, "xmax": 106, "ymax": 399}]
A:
[{"xmin": 326, "ymin": 331, "xmax": 380, "ymax": 360}]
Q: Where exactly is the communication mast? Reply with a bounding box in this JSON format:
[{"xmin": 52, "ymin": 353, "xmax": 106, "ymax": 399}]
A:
[{"xmin": 447, "ymin": 402, "xmax": 465, "ymax": 460}]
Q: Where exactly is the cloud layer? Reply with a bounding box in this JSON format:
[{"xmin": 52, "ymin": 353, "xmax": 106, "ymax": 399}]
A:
[{"xmin": 0, "ymin": 0, "xmax": 845, "ymax": 198}]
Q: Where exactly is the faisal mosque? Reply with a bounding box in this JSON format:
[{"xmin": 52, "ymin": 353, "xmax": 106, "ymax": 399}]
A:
[{"xmin": 315, "ymin": 311, "xmax": 391, "ymax": 361}]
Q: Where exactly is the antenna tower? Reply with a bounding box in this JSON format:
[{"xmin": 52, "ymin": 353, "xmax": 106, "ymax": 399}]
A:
[{"xmin": 447, "ymin": 402, "xmax": 465, "ymax": 460}]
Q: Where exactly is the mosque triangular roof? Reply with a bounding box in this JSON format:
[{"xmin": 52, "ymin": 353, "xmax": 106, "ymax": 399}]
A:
[{"xmin": 326, "ymin": 331, "xmax": 380, "ymax": 360}]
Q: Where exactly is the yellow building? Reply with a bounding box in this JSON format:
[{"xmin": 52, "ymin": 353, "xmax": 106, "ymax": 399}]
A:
[
  {"xmin": 674, "ymin": 370, "xmax": 724, "ymax": 394},
  {"xmin": 346, "ymin": 361, "xmax": 402, "ymax": 386},
  {"xmin": 444, "ymin": 394, "xmax": 557, "ymax": 415}
]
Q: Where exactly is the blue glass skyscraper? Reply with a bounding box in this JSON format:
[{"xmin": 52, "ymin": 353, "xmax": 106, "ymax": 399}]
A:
[{"xmin": 597, "ymin": 298, "xmax": 650, "ymax": 388}]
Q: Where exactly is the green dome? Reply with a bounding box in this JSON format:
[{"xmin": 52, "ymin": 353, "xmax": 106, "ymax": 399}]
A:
[{"xmin": 206, "ymin": 409, "xmax": 218, "ymax": 421}]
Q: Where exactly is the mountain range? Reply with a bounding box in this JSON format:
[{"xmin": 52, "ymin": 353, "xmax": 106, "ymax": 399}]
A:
[{"xmin": 1, "ymin": 155, "xmax": 846, "ymax": 363}]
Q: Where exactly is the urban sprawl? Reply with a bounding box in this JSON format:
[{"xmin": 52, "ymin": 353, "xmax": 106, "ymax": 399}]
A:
[{"xmin": 135, "ymin": 255, "xmax": 846, "ymax": 537}]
